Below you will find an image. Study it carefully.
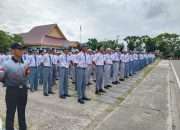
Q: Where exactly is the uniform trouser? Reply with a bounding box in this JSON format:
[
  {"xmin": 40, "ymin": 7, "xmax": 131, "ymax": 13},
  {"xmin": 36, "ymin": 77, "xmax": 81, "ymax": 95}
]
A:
[
  {"xmin": 134, "ymin": 61, "xmax": 137, "ymax": 72},
  {"xmin": 52, "ymin": 64, "xmax": 56, "ymax": 85},
  {"xmin": 56, "ymin": 66, "xmax": 60, "ymax": 79},
  {"xmin": 69, "ymin": 66, "xmax": 72, "ymax": 78},
  {"xmin": 59, "ymin": 67, "xmax": 69, "ymax": 96},
  {"xmin": 96, "ymin": 65, "xmax": 104, "ymax": 91},
  {"xmin": 6, "ymin": 87, "xmax": 27, "ymax": 130},
  {"xmin": 49, "ymin": 67, "xmax": 53, "ymax": 88},
  {"xmin": 39, "ymin": 65, "xmax": 43, "ymax": 85},
  {"xmin": 76, "ymin": 67, "xmax": 87, "ymax": 99},
  {"xmin": 72, "ymin": 66, "xmax": 76, "ymax": 82},
  {"xmin": 137, "ymin": 60, "xmax": 141, "ymax": 71},
  {"xmin": 120, "ymin": 62, "xmax": 125, "ymax": 79},
  {"xmin": 86, "ymin": 65, "xmax": 92, "ymax": 84},
  {"xmin": 75, "ymin": 66, "xmax": 78, "ymax": 90},
  {"xmin": 112, "ymin": 62, "xmax": 119, "ymax": 82},
  {"xmin": 125, "ymin": 63, "xmax": 129, "ymax": 77},
  {"xmin": 129, "ymin": 61, "xmax": 133, "ymax": 75},
  {"xmin": 43, "ymin": 67, "xmax": 52, "ymax": 94},
  {"xmin": 104, "ymin": 64, "xmax": 112, "ymax": 86},
  {"xmin": 132, "ymin": 61, "xmax": 135, "ymax": 74},
  {"xmin": 92, "ymin": 65, "xmax": 96, "ymax": 81},
  {"xmin": 29, "ymin": 67, "xmax": 38, "ymax": 90}
]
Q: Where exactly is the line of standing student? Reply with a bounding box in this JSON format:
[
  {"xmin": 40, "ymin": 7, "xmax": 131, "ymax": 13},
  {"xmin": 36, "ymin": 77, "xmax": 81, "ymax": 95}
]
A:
[{"xmin": 21, "ymin": 45, "xmax": 155, "ymax": 104}]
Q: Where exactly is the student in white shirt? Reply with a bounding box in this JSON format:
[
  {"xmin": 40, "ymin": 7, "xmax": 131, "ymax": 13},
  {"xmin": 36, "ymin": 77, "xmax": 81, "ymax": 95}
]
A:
[
  {"xmin": 112, "ymin": 48, "xmax": 120, "ymax": 84},
  {"xmin": 38, "ymin": 50, "xmax": 44, "ymax": 85},
  {"xmin": 75, "ymin": 45, "xmax": 91, "ymax": 104},
  {"xmin": 58, "ymin": 48, "xmax": 71, "ymax": 99},
  {"xmin": 28, "ymin": 51, "xmax": 38, "ymax": 92},
  {"xmin": 120, "ymin": 51, "xmax": 126, "ymax": 80},
  {"xmin": 42, "ymin": 50, "xmax": 54, "ymax": 96},
  {"xmin": 86, "ymin": 49, "xmax": 93, "ymax": 86},
  {"xmin": 93, "ymin": 47, "xmax": 106, "ymax": 94},
  {"xmin": 129, "ymin": 51, "xmax": 134, "ymax": 76},
  {"xmin": 104, "ymin": 48, "xmax": 113, "ymax": 89},
  {"xmin": 71, "ymin": 50, "xmax": 79, "ymax": 90},
  {"xmin": 125, "ymin": 52, "xmax": 130, "ymax": 78}
]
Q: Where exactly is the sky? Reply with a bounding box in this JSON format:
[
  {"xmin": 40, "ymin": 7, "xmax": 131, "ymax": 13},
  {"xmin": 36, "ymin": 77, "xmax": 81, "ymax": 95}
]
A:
[{"xmin": 0, "ymin": 0, "xmax": 180, "ymax": 42}]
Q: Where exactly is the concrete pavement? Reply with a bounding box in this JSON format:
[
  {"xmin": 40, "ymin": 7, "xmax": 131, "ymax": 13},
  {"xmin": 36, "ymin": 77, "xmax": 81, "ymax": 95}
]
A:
[
  {"xmin": 95, "ymin": 60, "xmax": 180, "ymax": 130},
  {"xmin": 0, "ymin": 60, "xmax": 159, "ymax": 130}
]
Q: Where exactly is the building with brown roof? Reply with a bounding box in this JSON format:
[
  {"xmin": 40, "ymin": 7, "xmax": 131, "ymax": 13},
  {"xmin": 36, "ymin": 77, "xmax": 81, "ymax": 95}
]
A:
[{"xmin": 20, "ymin": 24, "xmax": 79, "ymax": 50}]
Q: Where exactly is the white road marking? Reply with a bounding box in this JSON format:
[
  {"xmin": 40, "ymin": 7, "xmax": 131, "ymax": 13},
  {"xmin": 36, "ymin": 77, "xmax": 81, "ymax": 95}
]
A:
[
  {"xmin": 170, "ymin": 61, "xmax": 180, "ymax": 89},
  {"xmin": 0, "ymin": 117, "xmax": 2, "ymax": 130},
  {"xmin": 167, "ymin": 65, "xmax": 172, "ymax": 130}
]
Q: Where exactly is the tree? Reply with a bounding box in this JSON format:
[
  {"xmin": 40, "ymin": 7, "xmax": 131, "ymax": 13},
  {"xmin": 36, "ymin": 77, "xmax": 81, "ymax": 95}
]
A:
[
  {"xmin": 0, "ymin": 30, "xmax": 23, "ymax": 52},
  {"xmin": 87, "ymin": 38, "xmax": 99, "ymax": 50},
  {"xmin": 141, "ymin": 35, "xmax": 156, "ymax": 52},
  {"xmin": 124, "ymin": 36, "xmax": 143, "ymax": 51},
  {"xmin": 154, "ymin": 33, "xmax": 180, "ymax": 58},
  {"xmin": 0, "ymin": 31, "xmax": 13, "ymax": 52}
]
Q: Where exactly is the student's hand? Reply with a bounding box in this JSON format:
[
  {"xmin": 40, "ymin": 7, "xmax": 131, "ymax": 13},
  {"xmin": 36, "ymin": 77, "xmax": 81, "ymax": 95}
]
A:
[
  {"xmin": 0, "ymin": 66, "xmax": 5, "ymax": 82},
  {"xmin": 24, "ymin": 66, "xmax": 30, "ymax": 76}
]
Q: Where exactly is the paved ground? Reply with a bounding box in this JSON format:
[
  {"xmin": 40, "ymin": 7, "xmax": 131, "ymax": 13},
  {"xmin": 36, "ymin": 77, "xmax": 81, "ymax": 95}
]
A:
[
  {"xmin": 171, "ymin": 60, "xmax": 180, "ymax": 80},
  {"xmin": 95, "ymin": 60, "xmax": 180, "ymax": 130},
  {"xmin": 0, "ymin": 61, "xmax": 158, "ymax": 130}
]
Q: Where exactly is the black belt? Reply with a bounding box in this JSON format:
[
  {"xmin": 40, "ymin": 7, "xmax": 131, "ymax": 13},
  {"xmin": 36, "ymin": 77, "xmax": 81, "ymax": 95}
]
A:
[{"xmin": 7, "ymin": 85, "xmax": 27, "ymax": 89}]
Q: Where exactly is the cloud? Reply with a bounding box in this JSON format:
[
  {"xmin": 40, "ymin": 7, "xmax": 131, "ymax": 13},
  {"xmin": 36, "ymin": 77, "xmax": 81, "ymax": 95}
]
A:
[{"xmin": 0, "ymin": 0, "xmax": 180, "ymax": 42}]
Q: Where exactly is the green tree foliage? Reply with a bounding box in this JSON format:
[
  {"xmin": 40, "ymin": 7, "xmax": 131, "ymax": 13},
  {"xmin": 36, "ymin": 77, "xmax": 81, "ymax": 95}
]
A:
[
  {"xmin": 124, "ymin": 36, "xmax": 143, "ymax": 51},
  {"xmin": 125, "ymin": 33, "xmax": 180, "ymax": 58},
  {"xmin": 155, "ymin": 33, "xmax": 180, "ymax": 58},
  {"xmin": 0, "ymin": 30, "xmax": 23, "ymax": 52},
  {"xmin": 87, "ymin": 38, "xmax": 123, "ymax": 50}
]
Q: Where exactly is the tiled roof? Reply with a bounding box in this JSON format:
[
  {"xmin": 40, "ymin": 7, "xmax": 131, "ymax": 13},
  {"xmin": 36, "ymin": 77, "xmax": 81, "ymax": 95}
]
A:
[{"xmin": 20, "ymin": 24, "xmax": 77, "ymax": 47}]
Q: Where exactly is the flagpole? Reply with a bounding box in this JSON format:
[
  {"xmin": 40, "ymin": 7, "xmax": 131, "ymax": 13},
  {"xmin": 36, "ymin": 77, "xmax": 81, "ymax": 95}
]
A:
[{"xmin": 80, "ymin": 25, "xmax": 82, "ymax": 43}]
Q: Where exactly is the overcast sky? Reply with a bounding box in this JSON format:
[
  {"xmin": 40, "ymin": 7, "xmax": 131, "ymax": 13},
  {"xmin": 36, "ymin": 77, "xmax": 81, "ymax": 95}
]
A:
[{"xmin": 0, "ymin": 0, "xmax": 179, "ymax": 42}]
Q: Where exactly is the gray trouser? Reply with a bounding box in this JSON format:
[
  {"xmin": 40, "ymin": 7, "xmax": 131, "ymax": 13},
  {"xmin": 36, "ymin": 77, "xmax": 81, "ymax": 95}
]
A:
[
  {"xmin": 92, "ymin": 64, "xmax": 96, "ymax": 80},
  {"xmin": 52, "ymin": 64, "xmax": 56, "ymax": 85},
  {"xmin": 59, "ymin": 67, "xmax": 69, "ymax": 96},
  {"xmin": 112, "ymin": 62, "xmax": 119, "ymax": 82},
  {"xmin": 120, "ymin": 62, "xmax": 125, "ymax": 79},
  {"xmin": 29, "ymin": 67, "xmax": 38, "ymax": 90},
  {"xmin": 104, "ymin": 64, "xmax": 112, "ymax": 86},
  {"xmin": 43, "ymin": 67, "xmax": 52, "ymax": 94},
  {"xmin": 96, "ymin": 65, "xmax": 104, "ymax": 90},
  {"xmin": 86, "ymin": 65, "xmax": 92, "ymax": 84},
  {"xmin": 72, "ymin": 65, "xmax": 76, "ymax": 82},
  {"xmin": 76, "ymin": 67, "xmax": 87, "ymax": 99}
]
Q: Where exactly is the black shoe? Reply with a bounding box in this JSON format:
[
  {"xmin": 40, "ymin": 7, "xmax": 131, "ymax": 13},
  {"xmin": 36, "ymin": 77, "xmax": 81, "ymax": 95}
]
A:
[
  {"xmin": 30, "ymin": 88, "xmax": 34, "ymax": 92},
  {"xmin": 44, "ymin": 93, "xmax": 49, "ymax": 96},
  {"xmin": 87, "ymin": 82, "xmax": 92, "ymax": 86},
  {"xmin": 99, "ymin": 89, "xmax": 106, "ymax": 93},
  {"xmin": 78, "ymin": 99, "xmax": 85, "ymax": 104},
  {"xmin": 34, "ymin": 88, "xmax": 38, "ymax": 91},
  {"xmin": 107, "ymin": 85, "xmax": 112, "ymax": 88},
  {"xmin": 72, "ymin": 81, "xmax": 76, "ymax": 84},
  {"xmin": 120, "ymin": 79, "xmax": 125, "ymax": 81},
  {"xmin": 112, "ymin": 82, "xmax": 118, "ymax": 85},
  {"xmin": 95, "ymin": 90, "xmax": 100, "ymax": 95},
  {"xmin": 116, "ymin": 81, "xmax": 120, "ymax": 84},
  {"xmin": 49, "ymin": 91, "xmax": 55, "ymax": 94},
  {"xmin": 83, "ymin": 97, "xmax": 91, "ymax": 101},
  {"xmin": 104, "ymin": 86, "xmax": 109, "ymax": 89},
  {"xmin": 60, "ymin": 95, "xmax": 66, "ymax": 99},
  {"xmin": 65, "ymin": 94, "xmax": 71, "ymax": 97}
]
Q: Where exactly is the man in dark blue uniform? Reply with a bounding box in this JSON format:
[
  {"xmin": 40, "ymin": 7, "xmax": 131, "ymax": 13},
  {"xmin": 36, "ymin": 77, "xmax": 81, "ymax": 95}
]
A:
[{"xmin": 0, "ymin": 43, "xmax": 30, "ymax": 130}]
